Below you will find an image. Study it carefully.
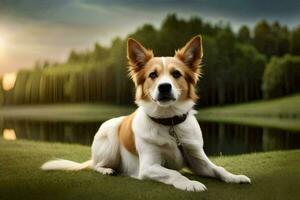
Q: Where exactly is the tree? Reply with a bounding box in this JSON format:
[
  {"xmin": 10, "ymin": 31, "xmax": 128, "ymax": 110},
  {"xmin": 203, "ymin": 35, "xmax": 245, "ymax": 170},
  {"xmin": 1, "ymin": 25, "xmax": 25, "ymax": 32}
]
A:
[
  {"xmin": 25, "ymin": 69, "xmax": 42, "ymax": 103},
  {"xmin": 13, "ymin": 70, "xmax": 30, "ymax": 104},
  {"xmin": 234, "ymin": 44, "xmax": 266, "ymax": 102},
  {"xmin": 93, "ymin": 43, "xmax": 109, "ymax": 61},
  {"xmin": 159, "ymin": 14, "xmax": 191, "ymax": 56},
  {"xmin": 271, "ymin": 21, "xmax": 289, "ymax": 56},
  {"xmin": 4, "ymin": 15, "xmax": 296, "ymax": 107},
  {"xmin": 254, "ymin": 20, "xmax": 277, "ymax": 57},
  {"xmin": 68, "ymin": 50, "xmax": 80, "ymax": 63},
  {"xmin": 290, "ymin": 26, "xmax": 300, "ymax": 55},
  {"xmin": 214, "ymin": 28, "xmax": 236, "ymax": 104},
  {"xmin": 238, "ymin": 25, "xmax": 251, "ymax": 43},
  {"xmin": 262, "ymin": 55, "xmax": 300, "ymax": 99}
]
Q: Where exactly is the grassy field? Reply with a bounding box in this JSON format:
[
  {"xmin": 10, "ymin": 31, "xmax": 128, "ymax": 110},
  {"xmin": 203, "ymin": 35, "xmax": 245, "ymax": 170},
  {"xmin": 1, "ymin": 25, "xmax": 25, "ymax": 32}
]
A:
[
  {"xmin": 0, "ymin": 94, "xmax": 300, "ymax": 130},
  {"xmin": 200, "ymin": 93, "xmax": 300, "ymax": 118},
  {"xmin": 0, "ymin": 103, "xmax": 133, "ymax": 122},
  {"xmin": 0, "ymin": 139, "xmax": 299, "ymax": 200},
  {"xmin": 197, "ymin": 93, "xmax": 300, "ymax": 131}
]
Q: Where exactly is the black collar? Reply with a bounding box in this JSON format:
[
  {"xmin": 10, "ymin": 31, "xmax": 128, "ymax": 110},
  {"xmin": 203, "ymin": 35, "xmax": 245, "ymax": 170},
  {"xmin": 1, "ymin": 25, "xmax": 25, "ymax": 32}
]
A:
[{"xmin": 149, "ymin": 113, "xmax": 188, "ymax": 126}]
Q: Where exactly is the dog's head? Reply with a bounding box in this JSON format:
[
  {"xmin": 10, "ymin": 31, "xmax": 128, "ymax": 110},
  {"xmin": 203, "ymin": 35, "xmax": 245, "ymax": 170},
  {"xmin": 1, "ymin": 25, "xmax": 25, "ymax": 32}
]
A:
[{"xmin": 127, "ymin": 36, "xmax": 203, "ymax": 109}]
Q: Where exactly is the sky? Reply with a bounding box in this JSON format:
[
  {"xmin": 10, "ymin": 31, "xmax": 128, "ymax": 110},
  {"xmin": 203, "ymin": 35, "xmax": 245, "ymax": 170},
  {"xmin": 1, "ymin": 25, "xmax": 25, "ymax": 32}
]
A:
[{"xmin": 0, "ymin": 0, "xmax": 299, "ymax": 75}]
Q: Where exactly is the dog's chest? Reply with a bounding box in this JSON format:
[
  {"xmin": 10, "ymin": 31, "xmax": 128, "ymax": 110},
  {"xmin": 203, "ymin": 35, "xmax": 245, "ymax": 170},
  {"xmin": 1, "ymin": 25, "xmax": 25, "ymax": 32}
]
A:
[
  {"xmin": 153, "ymin": 128, "xmax": 186, "ymax": 169},
  {"xmin": 162, "ymin": 143, "xmax": 185, "ymax": 169}
]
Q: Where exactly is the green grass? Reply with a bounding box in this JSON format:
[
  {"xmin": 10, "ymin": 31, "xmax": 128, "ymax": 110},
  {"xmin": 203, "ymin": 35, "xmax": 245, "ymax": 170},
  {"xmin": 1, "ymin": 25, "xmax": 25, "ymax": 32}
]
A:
[
  {"xmin": 0, "ymin": 103, "xmax": 133, "ymax": 122},
  {"xmin": 197, "ymin": 93, "xmax": 300, "ymax": 131},
  {"xmin": 0, "ymin": 139, "xmax": 299, "ymax": 200},
  {"xmin": 198, "ymin": 93, "xmax": 300, "ymax": 118},
  {"xmin": 0, "ymin": 94, "xmax": 300, "ymax": 131}
]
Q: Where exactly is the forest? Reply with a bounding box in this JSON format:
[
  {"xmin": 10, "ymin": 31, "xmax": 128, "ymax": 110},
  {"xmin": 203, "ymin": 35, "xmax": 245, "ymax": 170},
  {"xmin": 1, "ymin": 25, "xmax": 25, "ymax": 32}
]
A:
[{"xmin": 1, "ymin": 14, "xmax": 300, "ymax": 107}]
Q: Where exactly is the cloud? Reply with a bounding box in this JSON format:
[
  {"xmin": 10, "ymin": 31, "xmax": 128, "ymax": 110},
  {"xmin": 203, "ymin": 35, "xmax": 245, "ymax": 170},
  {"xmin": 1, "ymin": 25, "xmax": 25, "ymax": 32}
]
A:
[
  {"xmin": 0, "ymin": 0, "xmax": 299, "ymax": 74},
  {"xmin": 81, "ymin": 0, "xmax": 300, "ymax": 19},
  {"xmin": 2, "ymin": 0, "xmax": 300, "ymax": 26}
]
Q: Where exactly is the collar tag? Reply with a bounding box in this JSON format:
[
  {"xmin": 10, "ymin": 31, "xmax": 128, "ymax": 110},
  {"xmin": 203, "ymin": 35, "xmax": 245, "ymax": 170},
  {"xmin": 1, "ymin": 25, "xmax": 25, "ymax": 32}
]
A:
[{"xmin": 169, "ymin": 123, "xmax": 181, "ymax": 146}]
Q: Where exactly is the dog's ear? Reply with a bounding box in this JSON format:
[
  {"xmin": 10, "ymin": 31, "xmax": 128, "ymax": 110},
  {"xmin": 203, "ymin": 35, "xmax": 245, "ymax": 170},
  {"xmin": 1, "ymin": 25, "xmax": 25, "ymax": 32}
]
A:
[
  {"xmin": 127, "ymin": 38, "xmax": 153, "ymax": 73},
  {"xmin": 175, "ymin": 35, "xmax": 203, "ymax": 71}
]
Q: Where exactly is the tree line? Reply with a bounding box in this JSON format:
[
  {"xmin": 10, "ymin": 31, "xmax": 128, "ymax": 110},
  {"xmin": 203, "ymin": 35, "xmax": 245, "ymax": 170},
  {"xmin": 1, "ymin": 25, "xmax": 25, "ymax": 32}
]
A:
[{"xmin": 1, "ymin": 14, "xmax": 300, "ymax": 107}]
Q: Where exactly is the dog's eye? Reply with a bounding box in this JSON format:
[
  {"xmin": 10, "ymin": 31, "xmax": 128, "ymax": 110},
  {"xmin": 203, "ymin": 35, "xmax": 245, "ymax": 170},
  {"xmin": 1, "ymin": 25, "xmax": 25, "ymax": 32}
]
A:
[
  {"xmin": 149, "ymin": 71, "xmax": 158, "ymax": 79},
  {"xmin": 172, "ymin": 70, "xmax": 182, "ymax": 79}
]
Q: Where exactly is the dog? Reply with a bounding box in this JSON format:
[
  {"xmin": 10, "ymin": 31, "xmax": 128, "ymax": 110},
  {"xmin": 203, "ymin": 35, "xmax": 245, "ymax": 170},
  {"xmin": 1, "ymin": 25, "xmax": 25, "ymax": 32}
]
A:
[{"xmin": 41, "ymin": 35, "xmax": 251, "ymax": 192}]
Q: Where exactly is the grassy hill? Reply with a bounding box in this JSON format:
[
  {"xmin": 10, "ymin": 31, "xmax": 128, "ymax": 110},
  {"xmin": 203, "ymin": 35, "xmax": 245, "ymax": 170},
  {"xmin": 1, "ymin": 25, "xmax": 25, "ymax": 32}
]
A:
[
  {"xmin": 0, "ymin": 139, "xmax": 299, "ymax": 200},
  {"xmin": 198, "ymin": 93, "xmax": 300, "ymax": 118},
  {"xmin": 197, "ymin": 93, "xmax": 300, "ymax": 131}
]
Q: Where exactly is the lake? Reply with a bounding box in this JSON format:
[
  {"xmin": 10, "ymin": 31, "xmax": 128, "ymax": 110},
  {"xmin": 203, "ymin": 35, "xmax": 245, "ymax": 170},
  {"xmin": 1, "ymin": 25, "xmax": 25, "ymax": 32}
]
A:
[{"xmin": 1, "ymin": 118, "xmax": 300, "ymax": 156}]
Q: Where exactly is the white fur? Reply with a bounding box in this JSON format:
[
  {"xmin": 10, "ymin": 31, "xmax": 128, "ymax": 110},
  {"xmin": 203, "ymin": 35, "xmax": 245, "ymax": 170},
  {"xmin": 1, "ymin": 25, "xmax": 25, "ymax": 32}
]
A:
[
  {"xmin": 151, "ymin": 75, "xmax": 180, "ymax": 107},
  {"xmin": 41, "ymin": 98, "xmax": 250, "ymax": 191},
  {"xmin": 91, "ymin": 117, "xmax": 124, "ymax": 171},
  {"xmin": 161, "ymin": 57, "xmax": 166, "ymax": 67},
  {"xmin": 120, "ymin": 145, "xmax": 139, "ymax": 178},
  {"xmin": 137, "ymin": 99, "xmax": 194, "ymax": 118},
  {"xmin": 148, "ymin": 57, "xmax": 181, "ymax": 107},
  {"xmin": 41, "ymin": 159, "xmax": 92, "ymax": 171},
  {"xmin": 132, "ymin": 103, "xmax": 250, "ymax": 191},
  {"xmin": 41, "ymin": 38, "xmax": 251, "ymax": 191}
]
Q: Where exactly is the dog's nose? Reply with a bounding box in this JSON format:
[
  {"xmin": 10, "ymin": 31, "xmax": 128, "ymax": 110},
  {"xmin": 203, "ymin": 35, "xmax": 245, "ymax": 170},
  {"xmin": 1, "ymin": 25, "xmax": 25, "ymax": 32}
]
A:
[{"xmin": 158, "ymin": 83, "xmax": 172, "ymax": 93}]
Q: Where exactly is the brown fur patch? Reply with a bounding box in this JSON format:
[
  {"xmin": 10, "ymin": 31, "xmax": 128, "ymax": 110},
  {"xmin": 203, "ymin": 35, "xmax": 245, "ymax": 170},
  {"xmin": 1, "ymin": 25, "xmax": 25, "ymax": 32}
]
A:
[
  {"xmin": 139, "ymin": 58, "xmax": 163, "ymax": 101},
  {"xmin": 175, "ymin": 35, "xmax": 203, "ymax": 74},
  {"xmin": 118, "ymin": 112, "xmax": 137, "ymax": 155},
  {"xmin": 127, "ymin": 38, "xmax": 153, "ymax": 86}
]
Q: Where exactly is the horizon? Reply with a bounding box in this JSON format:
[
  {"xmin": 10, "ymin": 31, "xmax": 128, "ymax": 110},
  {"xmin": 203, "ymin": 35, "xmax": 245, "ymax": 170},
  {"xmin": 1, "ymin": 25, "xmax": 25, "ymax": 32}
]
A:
[{"xmin": 0, "ymin": 0, "xmax": 299, "ymax": 75}]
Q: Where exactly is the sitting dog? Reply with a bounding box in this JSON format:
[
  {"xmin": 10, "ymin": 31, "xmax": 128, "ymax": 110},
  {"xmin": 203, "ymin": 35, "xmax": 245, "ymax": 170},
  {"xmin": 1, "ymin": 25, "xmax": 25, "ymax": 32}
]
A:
[{"xmin": 41, "ymin": 35, "xmax": 251, "ymax": 192}]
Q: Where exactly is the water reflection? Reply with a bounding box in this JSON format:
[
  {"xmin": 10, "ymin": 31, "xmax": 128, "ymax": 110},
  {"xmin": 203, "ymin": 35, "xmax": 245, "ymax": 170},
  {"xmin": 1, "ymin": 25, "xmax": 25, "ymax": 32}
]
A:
[
  {"xmin": 200, "ymin": 123, "xmax": 300, "ymax": 155},
  {"xmin": 2, "ymin": 120, "xmax": 98, "ymax": 145},
  {"xmin": 3, "ymin": 129, "xmax": 16, "ymax": 140},
  {"xmin": 1, "ymin": 119, "xmax": 300, "ymax": 156}
]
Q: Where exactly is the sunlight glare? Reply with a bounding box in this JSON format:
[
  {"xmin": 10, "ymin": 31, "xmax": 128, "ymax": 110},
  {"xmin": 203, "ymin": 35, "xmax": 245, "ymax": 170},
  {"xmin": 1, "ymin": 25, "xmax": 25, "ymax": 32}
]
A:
[{"xmin": 2, "ymin": 72, "xmax": 17, "ymax": 91}]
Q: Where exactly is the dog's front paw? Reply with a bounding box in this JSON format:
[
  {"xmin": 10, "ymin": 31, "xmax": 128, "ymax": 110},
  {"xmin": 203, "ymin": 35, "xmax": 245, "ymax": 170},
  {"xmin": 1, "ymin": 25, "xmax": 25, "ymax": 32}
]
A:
[
  {"xmin": 225, "ymin": 174, "xmax": 251, "ymax": 184},
  {"xmin": 237, "ymin": 175, "xmax": 251, "ymax": 184},
  {"xmin": 174, "ymin": 180, "xmax": 207, "ymax": 192}
]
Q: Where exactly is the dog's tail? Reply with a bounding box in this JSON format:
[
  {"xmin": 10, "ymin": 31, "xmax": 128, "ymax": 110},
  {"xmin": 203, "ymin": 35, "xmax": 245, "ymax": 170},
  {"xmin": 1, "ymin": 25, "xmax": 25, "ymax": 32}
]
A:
[{"xmin": 41, "ymin": 159, "xmax": 92, "ymax": 171}]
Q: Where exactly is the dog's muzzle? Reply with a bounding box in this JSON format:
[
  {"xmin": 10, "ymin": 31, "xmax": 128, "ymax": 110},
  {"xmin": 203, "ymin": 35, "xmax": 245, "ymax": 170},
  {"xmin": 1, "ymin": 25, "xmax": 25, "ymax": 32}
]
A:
[{"xmin": 157, "ymin": 83, "xmax": 176, "ymax": 102}]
